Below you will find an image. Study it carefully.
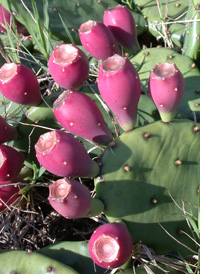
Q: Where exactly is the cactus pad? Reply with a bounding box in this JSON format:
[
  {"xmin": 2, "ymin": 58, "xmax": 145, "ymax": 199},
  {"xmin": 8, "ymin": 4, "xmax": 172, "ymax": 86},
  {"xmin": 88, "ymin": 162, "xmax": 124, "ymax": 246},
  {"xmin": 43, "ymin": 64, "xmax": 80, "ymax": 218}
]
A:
[
  {"xmin": 39, "ymin": 240, "xmax": 108, "ymax": 274},
  {"xmin": 95, "ymin": 119, "xmax": 200, "ymax": 254},
  {"xmin": 0, "ymin": 250, "xmax": 78, "ymax": 273}
]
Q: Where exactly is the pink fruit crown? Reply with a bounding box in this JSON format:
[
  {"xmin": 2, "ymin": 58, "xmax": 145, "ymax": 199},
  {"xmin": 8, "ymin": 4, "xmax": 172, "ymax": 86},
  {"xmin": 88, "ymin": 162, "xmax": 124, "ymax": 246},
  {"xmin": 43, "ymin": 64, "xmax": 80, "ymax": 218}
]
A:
[
  {"xmin": 35, "ymin": 130, "xmax": 99, "ymax": 178},
  {"xmin": 148, "ymin": 62, "xmax": 185, "ymax": 122},
  {"xmin": 79, "ymin": 20, "xmax": 121, "ymax": 60},
  {"xmin": 0, "ymin": 63, "xmax": 41, "ymax": 106},
  {"xmin": 48, "ymin": 178, "xmax": 91, "ymax": 219},
  {"xmin": 98, "ymin": 54, "xmax": 141, "ymax": 131},
  {"xmin": 89, "ymin": 222, "xmax": 133, "ymax": 269},
  {"xmin": 48, "ymin": 44, "xmax": 89, "ymax": 89},
  {"xmin": 53, "ymin": 89, "xmax": 113, "ymax": 145}
]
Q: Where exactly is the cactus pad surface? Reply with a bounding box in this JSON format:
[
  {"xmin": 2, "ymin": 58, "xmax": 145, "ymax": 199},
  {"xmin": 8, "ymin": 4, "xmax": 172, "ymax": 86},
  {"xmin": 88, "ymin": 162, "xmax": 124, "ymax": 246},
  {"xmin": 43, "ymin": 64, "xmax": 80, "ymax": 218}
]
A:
[
  {"xmin": 95, "ymin": 119, "xmax": 200, "ymax": 254},
  {"xmin": 39, "ymin": 240, "xmax": 108, "ymax": 274},
  {"xmin": 0, "ymin": 250, "xmax": 78, "ymax": 273}
]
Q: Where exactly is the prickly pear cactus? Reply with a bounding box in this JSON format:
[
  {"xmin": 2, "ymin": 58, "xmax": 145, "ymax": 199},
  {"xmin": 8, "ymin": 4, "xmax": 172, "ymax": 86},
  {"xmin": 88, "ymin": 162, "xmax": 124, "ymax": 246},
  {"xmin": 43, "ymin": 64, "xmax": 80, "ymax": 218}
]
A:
[
  {"xmin": 0, "ymin": 250, "xmax": 79, "ymax": 273},
  {"xmin": 133, "ymin": 0, "xmax": 188, "ymax": 46},
  {"xmin": 131, "ymin": 47, "xmax": 200, "ymax": 120},
  {"xmin": 95, "ymin": 119, "xmax": 200, "ymax": 254},
  {"xmin": 1, "ymin": 0, "xmax": 146, "ymax": 46},
  {"xmin": 182, "ymin": 0, "xmax": 200, "ymax": 60},
  {"xmin": 38, "ymin": 240, "xmax": 108, "ymax": 274}
]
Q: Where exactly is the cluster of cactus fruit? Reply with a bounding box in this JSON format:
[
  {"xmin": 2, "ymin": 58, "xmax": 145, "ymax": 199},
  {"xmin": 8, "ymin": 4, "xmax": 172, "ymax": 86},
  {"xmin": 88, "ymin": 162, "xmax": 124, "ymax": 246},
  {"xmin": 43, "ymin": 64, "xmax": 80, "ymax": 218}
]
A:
[{"xmin": 1, "ymin": 0, "xmax": 200, "ymax": 273}]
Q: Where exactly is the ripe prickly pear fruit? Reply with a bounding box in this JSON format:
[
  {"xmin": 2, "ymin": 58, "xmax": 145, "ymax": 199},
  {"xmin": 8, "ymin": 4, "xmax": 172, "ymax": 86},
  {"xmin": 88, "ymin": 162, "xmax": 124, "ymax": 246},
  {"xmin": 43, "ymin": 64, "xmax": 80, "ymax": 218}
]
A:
[
  {"xmin": 0, "ymin": 4, "xmax": 11, "ymax": 33},
  {"xmin": 103, "ymin": 5, "xmax": 140, "ymax": 53},
  {"xmin": 0, "ymin": 116, "xmax": 18, "ymax": 143},
  {"xmin": 0, "ymin": 4, "xmax": 28, "ymax": 35},
  {"xmin": 97, "ymin": 54, "xmax": 141, "ymax": 131},
  {"xmin": 89, "ymin": 222, "xmax": 133, "ymax": 269},
  {"xmin": 53, "ymin": 90, "xmax": 113, "ymax": 145},
  {"xmin": 48, "ymin": 178, "xmax": 91, "ymax": 219},
  {"xmin": 0, "ymin": 180, "xmax": 20, "ymax": 211},
  {"xmin": 148, "ymin": 62, "xmax": 185, "ymax": 122},
  {"xmin": 79, "ymin": 20, "xmax": 121, "ymax": 60},
  {"xmin": 0, "ymin": 63, "xmax": 41, "ymax": 106},
  {"xmin": 0, "ymin": 144, "xmax": 24, "ymax": 181},
  {"xmin": 35, "ymin": 130, "xmax": 99, "ymax": 178},
  {"xmin": 48, "ymin": 44, "xmax": 89, "ymax": 89}
]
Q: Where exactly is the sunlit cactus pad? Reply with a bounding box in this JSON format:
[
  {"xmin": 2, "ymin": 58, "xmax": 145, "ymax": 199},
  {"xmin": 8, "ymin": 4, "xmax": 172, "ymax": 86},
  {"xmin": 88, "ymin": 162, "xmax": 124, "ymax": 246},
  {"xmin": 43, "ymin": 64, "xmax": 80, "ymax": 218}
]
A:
[
  {"xmin": 95, "ymin": 119, "xmax": 200, "ymax": 254},
  {"xmin": 0, "ymin": 250, "xmax": 78, "ymax": 273}
]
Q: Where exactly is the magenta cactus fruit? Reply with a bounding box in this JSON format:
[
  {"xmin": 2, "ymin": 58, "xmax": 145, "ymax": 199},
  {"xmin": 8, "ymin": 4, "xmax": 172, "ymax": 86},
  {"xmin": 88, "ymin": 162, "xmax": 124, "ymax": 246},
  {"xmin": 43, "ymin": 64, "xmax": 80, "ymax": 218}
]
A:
[
  {"xmin": 0, "ymin": 144, "xmax": 24, "ymax": 181},
  {"xmin": 48, "ymin": 178, "xmax": 91, "ymax": 219},
  {"xmin": 53, "ymin": 90, "xmax": 113, "ymax": 145},
  {"xmin": 89, "ymin": 222, "xmax": 133, "ymax": 269},
  {"xmin": 35, "ymin": 130, "xmax": 99, "ymax": 178},
  {"xmin": 78, "ymin": 20, "xmax": 121, "ymax": 60},
  {"xmin": 0, "ymin": 63, "xmax": 41, "ymax": 106},
  {"xmin": 0, "ymin": 4, "xmax": 28, "ymax": 35},
  {"xmin": 148, "ymin": 62, "xmax": 185, "ymax": 122},
  {"xmin": 0, "ymin": 4, "xmax": 12, "ymax": 33},
  {"xmin": 0, "ymin": 180, "xmax": 20, "ymax": 211},
  {"xmin": 103, "ymin": 5, "xmax": 140, "ymax": 52},
  {"xmin": 97, "ymin": 54, "xmax": 141, "ymax": 131},
  {"xmin": 0, "ymin": 116, "xmax": 18, "ymax": 144},
  {"xmin": 48, "ymin": 44, "xmax": 89, "ymax": 89}
]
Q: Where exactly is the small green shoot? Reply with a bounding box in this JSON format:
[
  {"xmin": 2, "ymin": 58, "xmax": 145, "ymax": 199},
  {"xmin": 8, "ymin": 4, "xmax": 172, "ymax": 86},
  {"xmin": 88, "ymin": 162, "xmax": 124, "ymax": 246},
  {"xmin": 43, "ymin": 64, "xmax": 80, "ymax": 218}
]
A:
[
  {"xmin": 19, "ymin": 162, "xmax": 46, "ymax": 196},
  {"xmin": 31, "ymin": 0, "xmax": 50, "ymax": 60}
]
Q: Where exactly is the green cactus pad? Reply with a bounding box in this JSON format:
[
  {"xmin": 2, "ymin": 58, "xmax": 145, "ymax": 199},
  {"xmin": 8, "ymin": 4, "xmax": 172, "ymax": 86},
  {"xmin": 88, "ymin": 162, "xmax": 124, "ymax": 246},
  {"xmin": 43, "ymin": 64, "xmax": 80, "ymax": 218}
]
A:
[
  {"xmin": 38, "ymin": 240, "xmax": 108, "ymax": 274},
  {"xmin": 0, "ymin": 250, "xmax": 78, "ymax": 273},
  {"xmin": 182, "ymin": 0, "xmax": 200, "ymax": 60},
  {"xmin": 133, "ymin": 0, "xmax": 188, "ymax": 42},
  {"xmin": 95, "ymin": 119, "xmax": 200, "ymax": 255},
  {"xmin": 131, "ymin": 47, "xmax": 200, "ymax": 121}
]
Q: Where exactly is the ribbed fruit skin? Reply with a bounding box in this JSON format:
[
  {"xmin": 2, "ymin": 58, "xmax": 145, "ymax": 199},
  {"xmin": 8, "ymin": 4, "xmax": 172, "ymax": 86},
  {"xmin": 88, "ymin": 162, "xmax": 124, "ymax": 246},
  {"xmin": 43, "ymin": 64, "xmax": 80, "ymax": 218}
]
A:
[
  {"xmin": 48, "ymin": 44, "xmax": 89, "ymax": 89},
  {"xmin": 0, "ymin": 63, "xmax": 41, "ymax": 106},
  {"xmin": 89, "ymin": 222, "xmax": 133, "ymax": 269},
  {"xmin": 79, "ymin": 20, "xmax": 121, "ymax": 60},
  {"xmin": 103, "ymin": 5, "xmax": 139, "ymax": 51},
  {"xmin": 0, "ymin": 116, "xmax": 18, "ymax": 144},
  {"xmin": 48, "ymin": 178, "xmax": 91, "ymax": 219},
  {"xmin": 53, "ymin": 89, "xmax": 113, "ymax": 145},
  {"xmin": 148, "ymin": 62, "xmax": 185, "ymax": 122},
  {"xmin": 35, "ymin": 130, "xmax": 99, "ymax": 178},
  {"xmin": 0, "ymin": 145, "xmax": 24, "ymax": 181},
  {"xmin": 98, "ymin": 54, "xmax": 141, "ymax": 131}
]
